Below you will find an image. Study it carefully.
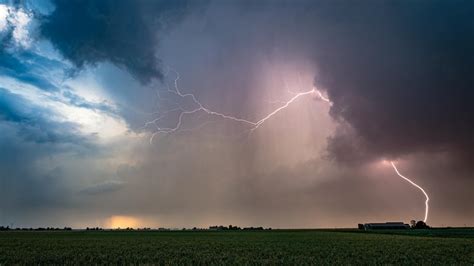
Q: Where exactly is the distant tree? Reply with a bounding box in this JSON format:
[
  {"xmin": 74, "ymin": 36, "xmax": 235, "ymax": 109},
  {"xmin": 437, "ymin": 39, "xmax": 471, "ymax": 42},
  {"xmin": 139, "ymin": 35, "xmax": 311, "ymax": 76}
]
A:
[
  {"xmin": 414, "ymin": 221, "xmax": 430, "ymax": 229},
  {"xmin": 410, "ymin": 220, "xmax": 417, "ymax": 228}
]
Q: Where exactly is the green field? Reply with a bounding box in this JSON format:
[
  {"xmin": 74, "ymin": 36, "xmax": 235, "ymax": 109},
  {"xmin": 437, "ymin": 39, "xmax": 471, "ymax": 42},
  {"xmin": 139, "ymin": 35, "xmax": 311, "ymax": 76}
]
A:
[{"xmin": 1, "ymin": 229, "xmax": 473, "ymax": 264}]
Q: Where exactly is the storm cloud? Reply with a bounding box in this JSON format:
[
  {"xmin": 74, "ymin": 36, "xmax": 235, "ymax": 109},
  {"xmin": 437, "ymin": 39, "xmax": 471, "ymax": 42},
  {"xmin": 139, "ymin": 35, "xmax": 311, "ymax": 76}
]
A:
[
  {"xmin": 40, "ymin": 0, "xmax": 191, "ymax": 82},
  {"xmin": 309, "ymin": 1, "xmax": 474, "ymax": 165}
]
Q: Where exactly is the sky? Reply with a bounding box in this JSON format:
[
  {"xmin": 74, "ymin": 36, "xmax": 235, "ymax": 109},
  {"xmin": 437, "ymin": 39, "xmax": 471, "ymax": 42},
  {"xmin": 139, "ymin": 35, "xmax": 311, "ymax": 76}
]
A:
[{"xmin": 0, "ymin": 0, "xmax": 473, "ymax": 229}]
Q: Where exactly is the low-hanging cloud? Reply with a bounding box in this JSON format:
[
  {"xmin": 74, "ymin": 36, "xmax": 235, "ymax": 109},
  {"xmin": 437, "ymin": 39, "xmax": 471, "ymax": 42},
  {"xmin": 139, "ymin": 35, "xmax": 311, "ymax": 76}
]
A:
[{"xmin": 306, "ymin": 1, "xmax": 474, "ymax": 165}]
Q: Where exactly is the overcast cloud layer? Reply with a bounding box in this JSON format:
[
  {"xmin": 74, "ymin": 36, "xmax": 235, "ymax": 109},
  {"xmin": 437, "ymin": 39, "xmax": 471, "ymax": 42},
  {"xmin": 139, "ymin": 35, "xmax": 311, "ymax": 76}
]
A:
[{"xmin": 0, "ymin": 0, "xmax": 473, "ymax": 228}]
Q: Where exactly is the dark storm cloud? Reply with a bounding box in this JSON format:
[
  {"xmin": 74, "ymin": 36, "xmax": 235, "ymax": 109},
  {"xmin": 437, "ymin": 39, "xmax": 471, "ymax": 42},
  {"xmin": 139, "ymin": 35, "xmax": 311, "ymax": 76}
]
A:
[
  {"xmin": 40, "ymin": 0, "xmax": 191, "ymax": 82},
  {"xmin": 305, "ymin": 1, "xmax": 474, "ymax": 164}
]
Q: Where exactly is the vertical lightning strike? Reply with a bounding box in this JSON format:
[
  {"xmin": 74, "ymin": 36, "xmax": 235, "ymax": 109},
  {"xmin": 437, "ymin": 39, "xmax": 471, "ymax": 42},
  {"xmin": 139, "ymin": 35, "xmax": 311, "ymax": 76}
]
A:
[{"xmin": 390, "ymin": 161, "xmax": 429, "ymax": 222}]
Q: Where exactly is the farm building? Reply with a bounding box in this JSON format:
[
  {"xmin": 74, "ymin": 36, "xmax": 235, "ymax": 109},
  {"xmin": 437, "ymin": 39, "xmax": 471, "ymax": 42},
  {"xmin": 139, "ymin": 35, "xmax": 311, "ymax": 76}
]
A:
[{"xmin": 358, "ymin": 222, "xmax": 410, "ymax": 230}]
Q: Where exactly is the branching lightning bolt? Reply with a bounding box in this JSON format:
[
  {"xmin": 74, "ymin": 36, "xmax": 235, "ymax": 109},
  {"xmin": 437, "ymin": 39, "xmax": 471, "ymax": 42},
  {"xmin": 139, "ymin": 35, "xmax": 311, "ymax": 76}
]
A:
[
  {"xmin": 144, "ymin": 68, "xmax": 330, "ymax": 143},
  {"xmin": 390, "ymin": 161, "xmax": 429, "ymax": 222}
]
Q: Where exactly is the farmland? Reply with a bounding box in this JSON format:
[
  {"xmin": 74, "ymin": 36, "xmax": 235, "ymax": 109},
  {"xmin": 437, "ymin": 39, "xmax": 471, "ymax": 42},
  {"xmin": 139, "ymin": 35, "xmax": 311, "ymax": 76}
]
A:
[{"xmin": 0, "ymin": 229, "xmax": 473, "ymax": 264}]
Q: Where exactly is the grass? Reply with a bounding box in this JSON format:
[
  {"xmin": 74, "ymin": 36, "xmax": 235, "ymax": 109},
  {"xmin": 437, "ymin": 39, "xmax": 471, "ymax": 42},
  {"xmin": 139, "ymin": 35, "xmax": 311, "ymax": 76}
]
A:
[{"xmin": 1, "ymin": 229, "xmax": 473, "ymax": 264}]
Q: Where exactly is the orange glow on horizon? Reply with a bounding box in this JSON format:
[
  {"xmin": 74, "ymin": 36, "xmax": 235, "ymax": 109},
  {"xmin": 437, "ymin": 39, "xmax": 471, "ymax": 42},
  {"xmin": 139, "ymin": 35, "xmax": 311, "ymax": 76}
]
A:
[{"xmin": 105, "ymin": 215, "xmax": 141, "ymax": 229}]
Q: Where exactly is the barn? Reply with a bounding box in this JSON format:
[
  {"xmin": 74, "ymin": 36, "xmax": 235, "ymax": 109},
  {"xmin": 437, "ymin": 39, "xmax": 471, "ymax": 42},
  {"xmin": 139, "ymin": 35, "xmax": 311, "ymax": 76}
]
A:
[{"xmin": 358, "ymin": 222, "xmax": 410, "ymax": 230}]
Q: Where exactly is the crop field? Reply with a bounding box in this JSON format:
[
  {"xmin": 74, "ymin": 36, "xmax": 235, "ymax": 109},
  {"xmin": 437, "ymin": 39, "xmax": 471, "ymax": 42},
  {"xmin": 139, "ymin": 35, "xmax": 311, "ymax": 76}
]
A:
[{"xmin": 1, "ymin": 229, "xmax": 473, "ymax": 264}]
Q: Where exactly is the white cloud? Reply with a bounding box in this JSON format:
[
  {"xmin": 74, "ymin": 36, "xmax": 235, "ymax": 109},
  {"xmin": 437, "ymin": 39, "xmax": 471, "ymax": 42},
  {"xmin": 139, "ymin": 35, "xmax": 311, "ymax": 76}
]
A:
[
  {"xmin": 0, "ymin": 4, "xmax": 9, "ymax": 32},
  {"xmin": 10, "ymin": 7, "xmax": 33, "ymax": 47},
  {"xmin": 0, "ymin": 4, "xmax": 34, "ymax": 47}
]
